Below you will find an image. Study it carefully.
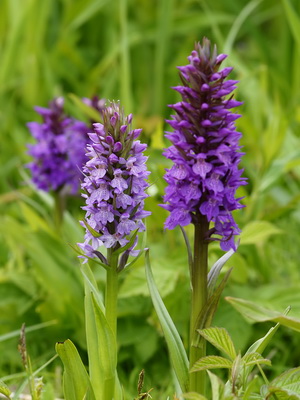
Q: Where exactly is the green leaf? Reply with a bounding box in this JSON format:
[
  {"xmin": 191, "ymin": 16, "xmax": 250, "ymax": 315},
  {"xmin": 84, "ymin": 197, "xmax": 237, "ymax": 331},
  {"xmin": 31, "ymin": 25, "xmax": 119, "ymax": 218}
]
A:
[
  {"xmin": 198, "ymin": 327, "xmax": 236, "ymax": 361},
  {"xmin": 245, "ymin": 323, "xmax": 280, "ymax": 356},
  {"xmin": 267, "ymin": 388, "xmax": 300, "ymax": 400},
  {"xmin": 226, "ymin": 297, "xmax": 300, "ymax": 332},
  {"xmin": 196, "ymin": 269, "xmax": 232, "ymax": 332},
  {"xmin": 70, "ymin": 243, "xmax": 109, "ymax": 270},
  {"xmin": 207, "ymin": 249, "xmax": 235, "ymax": 297},
  {"xmin": 145, "ymin": 250, "xmax": 189, "ymax": 392},
  {"xmin": 91, "ymin": 293, "xmax": 117, "ymax": 400},
  {"xmin": 281, "ymin": 0, "xmax": 300, "ymax": 48},
  {"xmin": 207, "ymin": 370, "xmax": 224, "ymax": 400},
  {"xmin": 83, "ymin": 220, "xmax": 102, "ymax": 238},
  {"xmin": 56, "ymin": 340, "xmax": 95, "ymax": 400},
  {"xmin": 0, "ymin": 320, "xmax": 57, "ymax": 343},
  {"xmin": 0, "ymin": 380, "xmax": 11, "ymax": 399},
  {"xmin": 242, "ymin": 352, "xmax": 271, "ymax": 367},
  {"xmin": 182, "ymin": 392, "xmax": 208, "ymax": 400},
  {"xmin": 240, "ymin": 220, "xmax": 282, "ymax": 245},
  {"xmin": 268, "ymin": 367, "xmax": 300, "ymax": 399},
  {"xmin": 191, "ymin": 356, "xmax": 232, "ymax": 372},
  {"xmin": 113, "ymin": 229, "xmax": 139, "ymax": 256},
  {"xmin": 81, "ymin": 262, "xmax": 105, "ymax": 397}
]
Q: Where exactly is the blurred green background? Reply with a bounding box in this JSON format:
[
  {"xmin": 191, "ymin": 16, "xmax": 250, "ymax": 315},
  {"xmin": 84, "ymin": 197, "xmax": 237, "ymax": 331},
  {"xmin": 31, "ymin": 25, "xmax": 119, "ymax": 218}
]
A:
[{"xmin": 1, "ymin": 0, "xmax": 300, "ymax": 397}]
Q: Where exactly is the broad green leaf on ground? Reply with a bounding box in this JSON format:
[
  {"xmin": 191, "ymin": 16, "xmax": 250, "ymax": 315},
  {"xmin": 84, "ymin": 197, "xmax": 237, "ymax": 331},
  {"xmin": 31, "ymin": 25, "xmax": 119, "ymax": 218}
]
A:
[
  {"xmin": 239, "ymin": 220, "xmax": 282, "ymax": 245},
  {"xmin": 145, "ymin": 250, "xmax": 189, "ymax": 392},
  {"xmin": 56, "ymin": 340, "xmax": 95, "ymax": 400},
  {"xmin": 191, "ymin": 356, "xmax": 232, "ymax": 372},
  {"xmin": 226, "ymin": 296, "xmax": 300, "ymax": 332},
  {"xmin": 198, "ymin": 327, "xmax": 236, "ymax": 360},
  {"xmin": 267, "ymin": 367, "xmax": 300, "ymax": 399}
]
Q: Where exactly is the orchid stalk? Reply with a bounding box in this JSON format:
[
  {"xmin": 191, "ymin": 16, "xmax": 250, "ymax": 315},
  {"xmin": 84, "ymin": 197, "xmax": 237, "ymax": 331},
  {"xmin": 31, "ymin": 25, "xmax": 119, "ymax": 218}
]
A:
[
  {"xmin": 161, "ymin": 38, "xmax": 246, "ymax": 394},
  {"xmin": 73, "ymin": 101, "xmax": 150, "ymax": 399}
]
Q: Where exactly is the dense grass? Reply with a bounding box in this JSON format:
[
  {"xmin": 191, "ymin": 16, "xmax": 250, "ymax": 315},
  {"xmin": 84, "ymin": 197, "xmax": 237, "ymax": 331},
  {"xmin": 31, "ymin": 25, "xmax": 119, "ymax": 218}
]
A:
[{"xmin": 1, "ymin": 0, "xmax": 300, "ymax": 397}]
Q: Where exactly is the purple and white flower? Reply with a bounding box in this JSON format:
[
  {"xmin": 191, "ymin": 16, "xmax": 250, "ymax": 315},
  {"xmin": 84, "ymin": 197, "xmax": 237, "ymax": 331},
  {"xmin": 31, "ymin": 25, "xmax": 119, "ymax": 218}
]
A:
[{"xmin": 78, "ymin": 102, "xmax": 150, "ymax": 263}]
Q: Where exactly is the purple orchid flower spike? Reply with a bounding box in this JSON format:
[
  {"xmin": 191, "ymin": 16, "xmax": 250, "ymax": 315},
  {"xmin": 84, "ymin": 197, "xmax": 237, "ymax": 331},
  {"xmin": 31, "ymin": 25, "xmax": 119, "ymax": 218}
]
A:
[
  {"xmin": 162, "ymin": 38, "xmax": 247, "ymax": 250},
  {"xmin": 78, "ymin": 102, "xmax": 151, "ymax": 267},
  {"xmin": 27, "ymin": 97, "xmax": 90, "ymax": 195}
]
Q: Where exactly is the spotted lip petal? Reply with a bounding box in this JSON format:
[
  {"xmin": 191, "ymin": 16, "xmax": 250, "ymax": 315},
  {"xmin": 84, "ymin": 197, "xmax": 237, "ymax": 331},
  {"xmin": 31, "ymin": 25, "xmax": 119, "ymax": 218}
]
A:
[{"xmin": 161, "ymin": 38, "xmax": 247, "ymax": 250}]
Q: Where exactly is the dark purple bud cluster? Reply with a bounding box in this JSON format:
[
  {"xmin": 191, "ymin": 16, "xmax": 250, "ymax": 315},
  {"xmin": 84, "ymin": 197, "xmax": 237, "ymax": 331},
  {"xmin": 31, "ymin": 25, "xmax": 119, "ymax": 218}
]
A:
[
  {"xmin": 162, "ymin": 38, "xmax": 247, "ymax": 250},
  {"xmin": 27, "ymin": 97, "xmax": 89, "ymax": 194},
  {"xmin": 78, "ymin": 102, "xmax": 150, "ymax": 262}
]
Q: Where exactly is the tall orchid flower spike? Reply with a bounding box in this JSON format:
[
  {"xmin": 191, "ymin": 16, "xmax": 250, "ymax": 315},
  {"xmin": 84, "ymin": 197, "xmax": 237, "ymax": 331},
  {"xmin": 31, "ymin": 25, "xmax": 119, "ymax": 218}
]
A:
[
  {"xmin": 78, "ymin": 102, "xmax": 151, "ymax": 269},
  {"xmin": 160, "ymin": 38, "xmax": 247, "ymax": 395},
  {"xmin": 162, "ymin": 38, "xmax": 246, "ymax": 251},
  {"xmin": 27, "ymin": 97, "xmax": 90, "ymax": 195}
]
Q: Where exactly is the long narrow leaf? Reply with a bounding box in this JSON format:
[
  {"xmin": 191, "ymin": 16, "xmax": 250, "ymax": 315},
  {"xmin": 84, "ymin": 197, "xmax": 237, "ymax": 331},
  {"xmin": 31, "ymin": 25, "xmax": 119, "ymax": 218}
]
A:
[
  {"xmin": 207, "ymin": 249, "xmax": 235, "ymax": 297},
  {"xmin": 91, "ymin": 294, "xmax": 117, "ymax": 400},
  {"xmin": 145, "ymin": 250, "xmax": 189, "ymax": 392}
]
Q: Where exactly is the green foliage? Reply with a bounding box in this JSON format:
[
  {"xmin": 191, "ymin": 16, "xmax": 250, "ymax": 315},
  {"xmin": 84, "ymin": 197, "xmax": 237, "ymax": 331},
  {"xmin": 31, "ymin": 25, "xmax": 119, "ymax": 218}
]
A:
[
  {"xmin": 191, "ymin": 326, "xmax": 300, "ymax": 400},
  {"xmin": 145, "ymin": 250, "xmax": 189, "ymax": 393},
  {"xmin": 56, "ymin": 340, "xmax": 95, "ymax": 400},
  {"xmin": 0, "ymin": 0, "xmax": 300, "ymax": 397}
]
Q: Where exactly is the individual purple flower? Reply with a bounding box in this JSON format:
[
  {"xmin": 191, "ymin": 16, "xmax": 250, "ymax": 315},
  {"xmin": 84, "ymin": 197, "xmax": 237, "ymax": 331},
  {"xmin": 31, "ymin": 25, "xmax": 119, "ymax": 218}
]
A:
[
  {"xmin": 162, "ymin": 38, "xmax": 247, "ymax": 250},
  {"xmin": 27, "ymin": 97, "xmax": 90, "ymax": 194},
  {"xmin": 78, "ymin": 102, "xmax": 150, "ymax": 265}
]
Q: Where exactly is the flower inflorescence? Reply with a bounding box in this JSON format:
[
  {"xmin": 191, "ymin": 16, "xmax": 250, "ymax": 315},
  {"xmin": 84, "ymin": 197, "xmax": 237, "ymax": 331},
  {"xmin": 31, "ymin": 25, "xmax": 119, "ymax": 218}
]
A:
[
  {"xmin": 162, "ymin": 38, "xmax": 247, "ymax": 250},
  {"xmin": 27, "ymin": 97, "xmax": 89, "ymax": 194},
  {"xmin": 78, "ymin": 102, "xmax": 150, "ymax": 263}
]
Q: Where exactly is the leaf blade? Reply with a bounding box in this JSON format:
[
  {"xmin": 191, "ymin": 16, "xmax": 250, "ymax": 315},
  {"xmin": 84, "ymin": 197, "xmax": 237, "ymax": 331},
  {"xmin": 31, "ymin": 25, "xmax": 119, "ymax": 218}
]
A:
[
  {"xmin": 198, "ymin": 327, "xmax": 236, "ymax": 361},
  {"xmin": 145, "ymin": 250, "xmax": 189, "ymax": 392}
]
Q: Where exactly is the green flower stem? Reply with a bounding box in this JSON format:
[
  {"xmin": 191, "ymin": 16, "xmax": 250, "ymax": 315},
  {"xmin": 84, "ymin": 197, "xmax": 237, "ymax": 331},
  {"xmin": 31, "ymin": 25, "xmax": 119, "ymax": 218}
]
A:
[
  {"xmin": 104, "ymin": 250, "xmax": 119, "ymax": 399},
  {"xmin": 105, "ymin": 251, "xmax": 119, "ymax": 338},
  {"xmin": 189, "ymin": 214, "xmax": 209, "ymax": 394}
]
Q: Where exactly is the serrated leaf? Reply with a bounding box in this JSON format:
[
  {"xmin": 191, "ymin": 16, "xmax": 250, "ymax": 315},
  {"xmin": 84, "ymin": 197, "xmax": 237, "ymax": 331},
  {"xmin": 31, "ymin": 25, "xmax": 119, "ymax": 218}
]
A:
[
  {"xmin": 182, "ymin": 392, "xmax": 208, "ymax": 400},
  {"xmin": 268, "ymin": 367, "xmax": 300, "ymax": 398},
  {"xmin": 191, "ymin": 356, "xmax": 232, "ymax": 372},
  {"xmin": 242, "ymin": 352, "xmax": 271, "ymax": 367},
  {"xmin": 207, "ymin": 249, "xmax": 235, "ymax": 297},
  {"xmin": 145, "ymin": 250, "xmax": 189, "ymax": 392},
  {"xmin": 198, "ymin": 327, "xmax": 236, "ymax": 361},
  {"xmin": 240, "ymin": 220, "xmax": 282, "ymax": 245},
  {"xmin": 226, "ymin": 297, "xmax": 300, "ymax": 332},
  {"xmin": 56, "ymin": 340, "xmax": 95, "ymax": 400},
  {"xmin": 0, "ymin": 380, "xmax": 11, "ymax": 398},
  {"xmin": 267, "ymin": 388, "xmax": 300, "ymax": 400}
]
